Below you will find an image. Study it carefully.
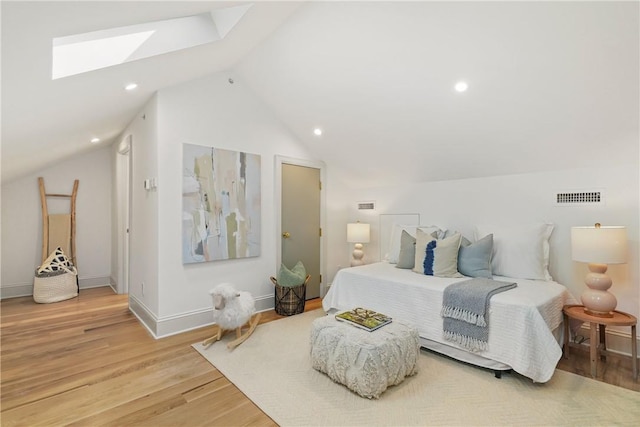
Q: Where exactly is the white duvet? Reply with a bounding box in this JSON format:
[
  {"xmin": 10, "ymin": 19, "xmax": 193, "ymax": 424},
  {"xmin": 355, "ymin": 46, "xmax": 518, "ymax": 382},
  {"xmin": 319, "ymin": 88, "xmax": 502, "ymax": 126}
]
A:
[{"xmin": 322, "ymin": 262, "xmax": 578, "ymax": 383}]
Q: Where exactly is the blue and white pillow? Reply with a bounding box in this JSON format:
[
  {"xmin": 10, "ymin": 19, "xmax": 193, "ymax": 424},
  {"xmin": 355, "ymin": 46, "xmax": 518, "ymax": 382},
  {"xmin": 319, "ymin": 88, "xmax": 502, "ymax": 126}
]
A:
[{"xmin": 413, "ymin": 229, "xmax": 463, "ymax": 277}]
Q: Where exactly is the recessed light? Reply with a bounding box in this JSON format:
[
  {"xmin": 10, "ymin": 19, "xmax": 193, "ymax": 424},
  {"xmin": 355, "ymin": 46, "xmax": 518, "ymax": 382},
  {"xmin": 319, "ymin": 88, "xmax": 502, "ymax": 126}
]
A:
[
  {"xmin": 90, "ymin": 137, "xmax": 100, "ymax": 144},
  {"xmin": 313, "ymin": 128, "xmax": 323, "ymax": 136},
  {"xmin": 454, "ymin": 81, "xmax": 468, "ymax": 93},
  {"xmin": 125, "ymin": 83, "xmax": 138, "ymax": 91}
]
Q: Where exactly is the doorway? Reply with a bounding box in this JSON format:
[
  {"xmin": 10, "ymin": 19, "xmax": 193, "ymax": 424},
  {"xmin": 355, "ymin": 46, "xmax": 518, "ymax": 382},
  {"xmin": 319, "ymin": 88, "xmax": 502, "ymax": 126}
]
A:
[
  {"xmin": 116, "ymin": 135, "xmax": 131, "ymax": 294},
  {"xmin": 276, "ymin": 157, "xmax": 325, "ymax": 299}
]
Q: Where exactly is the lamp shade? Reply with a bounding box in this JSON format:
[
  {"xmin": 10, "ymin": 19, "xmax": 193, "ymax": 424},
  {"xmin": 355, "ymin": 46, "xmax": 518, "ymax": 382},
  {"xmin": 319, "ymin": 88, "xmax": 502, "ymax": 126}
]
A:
[
  {"xmin": 347, "ymin": 223, "xmax": 370, "ymax": 243},
  {"xmin": 571, "ymin": 225, "xmax": 627, "ymax": 264}
]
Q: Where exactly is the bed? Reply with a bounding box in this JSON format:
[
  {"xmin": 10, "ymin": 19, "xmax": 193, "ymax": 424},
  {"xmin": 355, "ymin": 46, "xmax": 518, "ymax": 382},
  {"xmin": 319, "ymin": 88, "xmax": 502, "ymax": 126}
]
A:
[{"xmin": 322, "ymin": 222, "xmax": 578, "ymax": 383}]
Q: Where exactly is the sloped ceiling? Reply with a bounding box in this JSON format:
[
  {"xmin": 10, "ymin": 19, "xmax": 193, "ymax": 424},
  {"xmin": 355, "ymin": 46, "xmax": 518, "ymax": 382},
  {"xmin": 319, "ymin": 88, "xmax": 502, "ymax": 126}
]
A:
[
  {"xmin": 235, "ymin": 1, "xmax": 639, "ymax": 188},
  {"xmin": 1, "ymin": 1, "xmax": 301, "ymax": 183},
  {"xmin": 2, "ymin": 1, "xmax": 638, "ymax": 188}
]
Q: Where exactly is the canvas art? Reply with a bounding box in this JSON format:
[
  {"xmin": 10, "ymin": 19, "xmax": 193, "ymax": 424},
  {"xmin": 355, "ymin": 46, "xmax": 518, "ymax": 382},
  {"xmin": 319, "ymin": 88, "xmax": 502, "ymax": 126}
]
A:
[{"xmin": 183, "ymin": 143, "xmax": 261, "ymax": 263}]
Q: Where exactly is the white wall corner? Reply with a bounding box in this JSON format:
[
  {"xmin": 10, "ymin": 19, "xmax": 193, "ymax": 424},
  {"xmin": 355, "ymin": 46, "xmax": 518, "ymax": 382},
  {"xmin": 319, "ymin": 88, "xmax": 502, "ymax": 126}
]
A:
[{"xmin": 129, "ymin": 294, "xmax": 159, "ymax": 338}]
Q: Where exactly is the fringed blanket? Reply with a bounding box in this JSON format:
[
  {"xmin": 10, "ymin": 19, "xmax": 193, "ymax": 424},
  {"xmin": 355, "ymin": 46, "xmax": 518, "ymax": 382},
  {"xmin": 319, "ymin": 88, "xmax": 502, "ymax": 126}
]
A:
[{"xmin": 441, "ymin": 278, "xmax": 517, "ymax": 352}]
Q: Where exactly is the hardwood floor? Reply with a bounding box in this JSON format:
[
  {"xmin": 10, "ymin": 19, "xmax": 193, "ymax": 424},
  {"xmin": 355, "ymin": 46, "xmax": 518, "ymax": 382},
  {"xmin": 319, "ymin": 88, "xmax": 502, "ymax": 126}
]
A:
[
  {"xmin": 1, "ymin": 287, "xmax": 637, "ymax": 426},
  {"xmin": 556, "ymin": 338, "xmax": 640, "ymax": 392}
]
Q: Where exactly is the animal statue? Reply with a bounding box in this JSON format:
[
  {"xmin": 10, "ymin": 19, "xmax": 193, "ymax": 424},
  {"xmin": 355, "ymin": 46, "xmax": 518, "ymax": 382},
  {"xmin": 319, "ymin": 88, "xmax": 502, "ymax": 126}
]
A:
[{"xmin": 202, "ymin": 283, "xmax": 261, "ymax": 350}]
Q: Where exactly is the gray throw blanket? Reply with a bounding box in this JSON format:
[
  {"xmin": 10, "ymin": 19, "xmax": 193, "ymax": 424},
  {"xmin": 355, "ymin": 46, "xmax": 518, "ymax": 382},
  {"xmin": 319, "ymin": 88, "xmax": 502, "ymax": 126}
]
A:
[{"xmin": 441, "ymin": 278, "xmax": 517, "ymax": 352}]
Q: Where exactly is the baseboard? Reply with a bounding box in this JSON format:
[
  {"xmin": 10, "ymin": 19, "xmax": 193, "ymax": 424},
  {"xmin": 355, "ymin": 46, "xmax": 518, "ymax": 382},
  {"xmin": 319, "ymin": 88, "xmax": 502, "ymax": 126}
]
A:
[
  {"xmin": 128, "ymin": 295, "xmax": 158, "ymax": 337},
  {"xmin": 129, "ymin": 293, "xmax": 276, "ymax": 339},
  {"xmin": 0, "ymin": 276, "xmax": 111, "ymax": 299},
  {"xmin": 80, "ymin": 276, "xmax": 112, "ymax": 289},
  {"xmin": 576, "ymin": 324, "xmax": 640, "ymax": 358}
]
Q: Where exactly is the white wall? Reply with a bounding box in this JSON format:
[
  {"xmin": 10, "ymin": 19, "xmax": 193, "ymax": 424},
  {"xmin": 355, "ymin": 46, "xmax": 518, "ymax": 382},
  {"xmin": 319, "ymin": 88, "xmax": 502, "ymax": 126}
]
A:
[
  {"xmin": 119, "ymin": 95, "xmax": 161, "ymax": 325},
  {"xmin": 123, "ymin": 71, "xmax": 350, "ymax": 336},
  {"xmin": 155, "ymin": 72, "xmax": 313, "ymax": 317},
  {"xmin": 324, "ymin": 167, "xmax": 352, "ymax": 283},
  {"xmin": 347, "ymin": 165, "xmax": 639, "ymax": 322},
  {"xmin": 1, "ymin": 147, "xmax": 113, "ymax": 298}
]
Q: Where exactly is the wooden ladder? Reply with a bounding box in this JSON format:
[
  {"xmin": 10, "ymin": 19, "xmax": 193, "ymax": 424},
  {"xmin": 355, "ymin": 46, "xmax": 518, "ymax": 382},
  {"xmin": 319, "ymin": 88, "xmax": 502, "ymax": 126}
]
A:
[{"xmin": 38, "ymin": 177, "xmax": 79, "ymax": 267}]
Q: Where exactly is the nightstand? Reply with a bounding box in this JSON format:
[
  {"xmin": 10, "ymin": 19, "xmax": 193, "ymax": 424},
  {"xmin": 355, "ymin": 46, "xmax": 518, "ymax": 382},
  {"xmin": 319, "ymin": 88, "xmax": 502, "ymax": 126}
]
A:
[{"xmin": 563, "ymin": 304, "xmax": 637, "ymax": 380}]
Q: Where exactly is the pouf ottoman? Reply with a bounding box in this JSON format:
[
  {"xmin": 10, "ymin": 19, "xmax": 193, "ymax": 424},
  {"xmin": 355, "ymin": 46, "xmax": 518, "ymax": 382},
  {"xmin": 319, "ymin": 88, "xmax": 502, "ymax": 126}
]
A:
[{"xmin": 310, "ymin": 315, "xmax": 420, "ymax": 399}]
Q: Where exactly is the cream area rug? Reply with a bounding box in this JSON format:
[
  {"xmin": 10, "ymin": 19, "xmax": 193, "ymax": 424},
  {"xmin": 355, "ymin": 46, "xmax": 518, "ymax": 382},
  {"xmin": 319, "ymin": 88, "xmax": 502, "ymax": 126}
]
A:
[{"xmin": 192, "ymin": 310, "xmax": 640, "ymax": 426}]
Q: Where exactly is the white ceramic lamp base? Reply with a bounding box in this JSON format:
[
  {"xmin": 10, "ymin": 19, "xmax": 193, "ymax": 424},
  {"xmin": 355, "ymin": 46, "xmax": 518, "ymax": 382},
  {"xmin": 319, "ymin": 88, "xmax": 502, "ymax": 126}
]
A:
[
  {"xmin": 351, "ymin": 243, "xmax": 365, "ymax": 267},
  {"xmin": 581, "ymin": 263, "xmax": 617, "ymax": 318}
]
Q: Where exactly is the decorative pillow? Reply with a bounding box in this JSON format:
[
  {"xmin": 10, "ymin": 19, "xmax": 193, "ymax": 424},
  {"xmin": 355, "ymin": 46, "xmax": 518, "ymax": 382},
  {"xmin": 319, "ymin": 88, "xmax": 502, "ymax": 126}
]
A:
[
  {"xmin": 387, "ymin": 224, "xmax": 441, "ymax": 263},
  {"xmin": 413, "ymin": 229, "xmax": 463, "ymax": 277},
  {"xmin": 458, "ymin": 234, "xmax": 493, "ymax": 279},
  {"xmin": 395, "ymin": 230, "xmax": 416, "ymax": 269},
  {"xmin": 443, "ymin": 229, "xmax": 471, "ymax": 246},
  {"xmin": 37, "ymin": 247, "xmax": 72, "ymax": 274},
  {"xmin": 474, "ymin": 223, "xmax": 554, "ymax": 281},
  {"xmin": 277, "ymin": 261, "xmax": 306, "ymax": 287}
]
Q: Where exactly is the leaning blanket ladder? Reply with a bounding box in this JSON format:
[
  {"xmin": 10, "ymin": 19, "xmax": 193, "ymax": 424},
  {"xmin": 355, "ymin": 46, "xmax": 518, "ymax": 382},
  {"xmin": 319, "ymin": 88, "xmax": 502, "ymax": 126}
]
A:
[{"xmin": 38, "ymin": 177, "xmax": 79, "ymax": 267}]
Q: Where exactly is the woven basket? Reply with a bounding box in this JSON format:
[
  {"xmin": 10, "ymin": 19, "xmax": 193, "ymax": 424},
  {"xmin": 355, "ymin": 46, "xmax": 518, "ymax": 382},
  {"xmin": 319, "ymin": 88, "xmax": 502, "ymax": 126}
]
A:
[
  {"xmin": 271, "ymin": 274, "xmax": 309, "ymax": 316},
  {"xmin": 33, "ymin": 267, "xmax": 78, "ymax": 304}
]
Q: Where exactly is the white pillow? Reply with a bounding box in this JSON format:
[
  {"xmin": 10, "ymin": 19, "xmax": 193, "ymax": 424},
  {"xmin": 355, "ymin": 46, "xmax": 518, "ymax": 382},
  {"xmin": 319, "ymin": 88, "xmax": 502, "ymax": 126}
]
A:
[
  {"xmin": 475, "ymin": 223, "xmax": 554, "ymax": 281},
  {"xmin": 387, "ymin": 224, "xmax": 441, "ymax": 263}
]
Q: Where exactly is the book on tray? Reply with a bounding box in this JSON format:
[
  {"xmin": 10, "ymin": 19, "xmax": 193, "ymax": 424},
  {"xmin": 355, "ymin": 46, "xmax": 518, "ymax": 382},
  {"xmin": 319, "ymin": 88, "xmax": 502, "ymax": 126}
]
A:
[{"xmin": 335, "ymin": 307, "xmax": 392, "ymax": 331}]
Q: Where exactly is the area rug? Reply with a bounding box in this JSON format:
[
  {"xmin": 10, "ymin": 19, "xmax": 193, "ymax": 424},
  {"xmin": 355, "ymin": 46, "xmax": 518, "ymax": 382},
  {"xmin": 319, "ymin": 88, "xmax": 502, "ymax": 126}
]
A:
[{"xmin": 192, "ymin": 310, "xmax": 640, "ymax": 426}]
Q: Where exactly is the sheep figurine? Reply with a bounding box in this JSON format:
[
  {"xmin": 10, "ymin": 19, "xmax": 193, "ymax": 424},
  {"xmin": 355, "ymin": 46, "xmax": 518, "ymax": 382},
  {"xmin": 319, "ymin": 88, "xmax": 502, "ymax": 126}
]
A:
[{"xmin": 202, "ymin": 283, "xmax": 261, "ymax": 350}]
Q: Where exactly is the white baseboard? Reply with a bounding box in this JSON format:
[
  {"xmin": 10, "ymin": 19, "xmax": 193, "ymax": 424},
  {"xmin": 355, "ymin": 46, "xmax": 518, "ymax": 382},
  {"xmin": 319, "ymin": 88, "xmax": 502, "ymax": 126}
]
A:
[
  {"xmin": 129, "ymin": 293, "xmax": 276, "ymax": 339},
  {"xmin": 0, "ymin": 276, "xmax": 111, "ymax": 299},
  {"xmin": 128, "ymin": 295, "xmax": 159, "ymax": 337},
  {"xmin": 576, "ymin": 324, "xmax": 639, "ymax": 358}
]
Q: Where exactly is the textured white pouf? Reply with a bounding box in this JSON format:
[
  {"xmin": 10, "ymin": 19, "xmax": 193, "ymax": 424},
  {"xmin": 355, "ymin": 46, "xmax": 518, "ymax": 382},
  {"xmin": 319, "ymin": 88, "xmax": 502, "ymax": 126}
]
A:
[{"xmin": 310, "ymin": 315, "xmax": 420, "ymax": 399}]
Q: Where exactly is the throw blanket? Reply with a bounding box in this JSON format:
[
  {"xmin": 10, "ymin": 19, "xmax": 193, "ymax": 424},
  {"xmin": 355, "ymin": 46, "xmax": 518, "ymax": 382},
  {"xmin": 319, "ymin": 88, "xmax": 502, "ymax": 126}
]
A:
[
  {"xmin": 48, "ymin": 214, "xmax": 71, "ymax": 257},
  {"xmin": 441, "ymin": 278, "xmax": 517, "ymax": 352}
]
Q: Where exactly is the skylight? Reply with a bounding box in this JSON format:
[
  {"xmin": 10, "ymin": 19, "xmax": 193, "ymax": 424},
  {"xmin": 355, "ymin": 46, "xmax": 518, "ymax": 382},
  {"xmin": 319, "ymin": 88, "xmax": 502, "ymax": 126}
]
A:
[{"xmin": 52, "ymin": 4, "xmax": 253, "ymax": 80}]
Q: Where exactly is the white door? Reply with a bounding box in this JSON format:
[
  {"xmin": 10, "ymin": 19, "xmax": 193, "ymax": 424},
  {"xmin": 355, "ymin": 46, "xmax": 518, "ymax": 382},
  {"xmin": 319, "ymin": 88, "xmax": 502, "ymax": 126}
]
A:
[{"xmin": 281, "ymin": 163, "xmax": 322, "ymax": 299}]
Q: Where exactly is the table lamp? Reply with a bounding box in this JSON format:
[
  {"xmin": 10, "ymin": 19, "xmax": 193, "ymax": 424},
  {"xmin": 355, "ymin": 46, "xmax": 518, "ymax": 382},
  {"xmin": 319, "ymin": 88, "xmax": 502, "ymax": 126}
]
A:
[
  {"xmin": 347, "ymin": 222, "xmax": 370, "ymax": 267},
  {"xmin": 571, "ymin": 223, "xmax": 627, "ymax": 318}
]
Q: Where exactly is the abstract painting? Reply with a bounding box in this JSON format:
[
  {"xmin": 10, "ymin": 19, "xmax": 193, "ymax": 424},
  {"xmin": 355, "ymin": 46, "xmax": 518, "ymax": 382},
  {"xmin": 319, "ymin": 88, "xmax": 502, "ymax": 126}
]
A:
[{"xmin": 182, "ymin": 143, "xmax": 261, "ymax": 263}]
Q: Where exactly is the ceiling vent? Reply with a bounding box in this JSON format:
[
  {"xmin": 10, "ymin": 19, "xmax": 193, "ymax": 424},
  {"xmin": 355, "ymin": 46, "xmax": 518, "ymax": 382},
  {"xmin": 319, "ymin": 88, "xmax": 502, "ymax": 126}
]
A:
[
  {"xmin": 357, "ymin": 201, "xmax": 376, "ymax": 210},
  {"xmin": 555, "ymin": 190, "xmax": 604, "ymax": 206}
]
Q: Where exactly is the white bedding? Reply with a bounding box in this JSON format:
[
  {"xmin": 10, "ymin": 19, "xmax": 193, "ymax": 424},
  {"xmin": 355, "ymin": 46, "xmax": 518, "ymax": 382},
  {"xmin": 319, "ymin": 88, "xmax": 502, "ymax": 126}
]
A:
[{"xmin": 322, "ymin": 262, "xmax": 578, "ymax": 383}]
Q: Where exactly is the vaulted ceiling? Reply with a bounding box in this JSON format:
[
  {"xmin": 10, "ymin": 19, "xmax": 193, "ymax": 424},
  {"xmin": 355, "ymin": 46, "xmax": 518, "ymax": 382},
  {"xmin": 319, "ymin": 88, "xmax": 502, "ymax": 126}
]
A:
[
  {"xmin": 2, "ymin": 1, "xmax": 638, "ymax": 188},
  {"xmin": 1, "ymin": 1, "xmax": 302, "ymax": 182}
]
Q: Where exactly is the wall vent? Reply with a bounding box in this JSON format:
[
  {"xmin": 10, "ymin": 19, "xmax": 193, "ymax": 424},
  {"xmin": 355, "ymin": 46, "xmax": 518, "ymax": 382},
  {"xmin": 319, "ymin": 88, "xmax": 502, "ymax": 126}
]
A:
[
  {"xmin": 357, "ymin": 201, "xmax": 376, "ymax": 210},
  {"xmin": 555, "ymin": 190, "xmax": 604, "ymax": 206}
]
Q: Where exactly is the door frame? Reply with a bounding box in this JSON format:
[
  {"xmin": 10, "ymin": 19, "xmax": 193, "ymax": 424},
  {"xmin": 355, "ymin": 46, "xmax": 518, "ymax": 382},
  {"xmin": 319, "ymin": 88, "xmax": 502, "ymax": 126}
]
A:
[
  {"xmin": 116, "ymin": 134, "xmax": 132, "ymax": 294},
  {"xmin": 275, "ymin": 156, "xmax": 327, "ymax": 297}
]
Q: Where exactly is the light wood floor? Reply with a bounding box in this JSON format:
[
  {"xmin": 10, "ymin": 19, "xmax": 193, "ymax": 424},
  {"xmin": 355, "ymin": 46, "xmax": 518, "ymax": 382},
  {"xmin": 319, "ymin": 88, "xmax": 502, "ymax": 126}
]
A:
[{"xmin": 1, "ymin": 288, "xmax": 637, "ymax": 426}]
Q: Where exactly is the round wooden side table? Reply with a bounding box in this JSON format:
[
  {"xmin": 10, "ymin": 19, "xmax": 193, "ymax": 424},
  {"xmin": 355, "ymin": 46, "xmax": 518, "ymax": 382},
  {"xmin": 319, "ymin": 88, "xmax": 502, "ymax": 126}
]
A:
[{"xmin": 563, "ymin": 304, "xmax": 637, "ymax": 380}]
